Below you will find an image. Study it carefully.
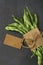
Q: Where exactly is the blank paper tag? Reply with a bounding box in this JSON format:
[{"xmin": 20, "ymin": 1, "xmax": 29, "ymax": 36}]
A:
[{"xmin": 3, "ymin": 34, "xmax": 23, "ymax": 49}]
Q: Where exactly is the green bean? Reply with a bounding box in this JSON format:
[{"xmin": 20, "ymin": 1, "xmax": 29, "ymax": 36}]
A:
[
  {"xmin": 23, "ymin": 9, "xmax": 29, "ymax": 28},
  {"xmin": 23, "ymin": 9, "xmax": 34, "ymax": 29},
  {"xmin": 33, "ymin": 46, "xmax": 43, "ymax": 65},
  {"xmin": 26, "ymin": 7, "xmax": 37, "ymax": 28},
  {"xmin": 7, "ymin": 23, "xmax": 27, "ymax": 34},
  {"xmin": 26, "ymin": 7, "xmax": 33, "ymax": 22},
  {"xmin": 6, "ymin": 23, "xmax": 26, "ymax": 34},
  {"xmin": 13, "ymin": 17, "xmax": 28, "ymax": 32},
  {"xmin": 38, "ymin": 54, "xmax": 42, "ymax": 65},
  {"xmin": 32, "ymin": 13, "xmax": 38, "ymax": 28},
  {"xmin": 5, "ymin": 26, "xmax": 24, "ymax": 34},
  {"xmin": 34, "ymin": 13, "xmax": 38, "ymax": 25}
]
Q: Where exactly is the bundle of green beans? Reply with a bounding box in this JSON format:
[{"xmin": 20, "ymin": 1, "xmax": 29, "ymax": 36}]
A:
[
  {"xmin": 5, "ymin": 7, "xmax": 43, "ymax": 65},
  {"xmin": 5, "ymin": 7, "xmax": 37, "ymax": 34}
]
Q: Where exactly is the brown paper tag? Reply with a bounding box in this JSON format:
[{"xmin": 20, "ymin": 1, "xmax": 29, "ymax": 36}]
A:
[
  {"xmin": 3, "ymin": 34, "xmax": 23, "ymax": 49},
  {"xmin": 23, "ymin": 28, "xmax": 43, "ymax": 51}
]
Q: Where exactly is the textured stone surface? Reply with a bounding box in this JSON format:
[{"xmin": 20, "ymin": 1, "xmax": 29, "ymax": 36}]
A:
[{"xmin": 0, "ymin": 0, "xmax": 43, "ymax": 65}]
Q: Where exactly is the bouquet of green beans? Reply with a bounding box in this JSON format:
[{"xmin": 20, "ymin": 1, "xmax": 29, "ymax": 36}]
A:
[{"xmin": 5, "ymin": 7, "xmax": 43, "ymax": 65}]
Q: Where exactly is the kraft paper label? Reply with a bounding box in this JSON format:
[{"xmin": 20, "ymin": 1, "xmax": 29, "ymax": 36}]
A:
[{"xmin": 3, "ymin": 34, "xmax": 23, "ymax": 49}]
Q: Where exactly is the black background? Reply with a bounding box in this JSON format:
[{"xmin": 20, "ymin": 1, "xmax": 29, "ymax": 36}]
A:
[{"xmin": 0, "ymin": 0, "xmax": 43, "ymax": 65}]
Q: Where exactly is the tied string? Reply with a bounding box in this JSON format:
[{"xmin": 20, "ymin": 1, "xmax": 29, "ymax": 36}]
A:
[
  {"xmin": 22, "ymin": 31, "xmax": 43, "ymax": 59},
  {"xmin": 23, "ymin": 34, "xmax": 42, "ymax": 51}
]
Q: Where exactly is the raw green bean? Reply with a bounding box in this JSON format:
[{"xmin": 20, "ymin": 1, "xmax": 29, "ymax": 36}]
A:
[
  {"xmin": 26, "ymin": 7, "xmax": 37, "ymax": 28},
  {"xmin": 23, "ymin": 9, "xmax": 34, "ymax": 29},
  {"xmin": 5, "ymin": 26, "xmax": 24, "ymax": 34},
  {"xmin": 38, "ymin": 54, "xmax": 42, "ymax": 65},
  {"xmin": 34, "ymin": 13, "xmax": 38, "ymax": 25},
  {"xmin": 13, "ymin": 17, "xmax": 28, "ymax": 32},
  {"xmin": 8, "ymin": 23, "xmax": 27, "ymax": 34},
  {"xmin": 26, "ymin": 7, "xmax": 33, "ymax": 22}
]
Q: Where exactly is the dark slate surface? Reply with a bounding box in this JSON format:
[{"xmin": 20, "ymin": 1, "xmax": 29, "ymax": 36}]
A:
[{"xmin": 0, "ymin": 0, "xmax": 43, "ymax": 65}]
